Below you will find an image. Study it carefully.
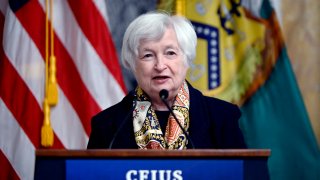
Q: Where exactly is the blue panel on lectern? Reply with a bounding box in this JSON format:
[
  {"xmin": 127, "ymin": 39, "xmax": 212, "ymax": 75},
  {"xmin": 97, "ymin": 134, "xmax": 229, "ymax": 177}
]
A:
[{"xmin": 66, "ymin": 159, "xmax": 243, "ymax": 180}]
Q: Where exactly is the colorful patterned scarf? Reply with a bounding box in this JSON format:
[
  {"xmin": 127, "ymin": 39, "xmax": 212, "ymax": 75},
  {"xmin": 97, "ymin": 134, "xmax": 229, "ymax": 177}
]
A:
[{"xmin": 133, "ymin": 81, "xmax": 190, "ymax": 150}]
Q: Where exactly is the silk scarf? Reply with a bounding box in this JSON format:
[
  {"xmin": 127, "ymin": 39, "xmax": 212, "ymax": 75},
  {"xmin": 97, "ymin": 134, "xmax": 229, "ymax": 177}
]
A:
[{"xmin": 133, "ymin": 81, "xmax": 190, "ymax": 149}]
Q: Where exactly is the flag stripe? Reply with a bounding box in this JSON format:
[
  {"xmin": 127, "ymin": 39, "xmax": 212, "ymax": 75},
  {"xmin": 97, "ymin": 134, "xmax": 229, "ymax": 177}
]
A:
[
  {"xmin": 2, "ymin": 2, "xmax": 87, "ymax": 149},
  {"xmin": 51, "ymin": 87, "xmax": 89, "ymax": 149},
  {"xmin": 1, "ymin": 0, "xmax": 126, "ymax": 179},
  {"xmin": 0, "ymin": 99, "xmax": 35, "ymax": 180},
  {"xmin": 67, "ymin": 0, "xmax": 126, "ymax": 93},
  {"xmin": 0, "ymin": 150, "xmax": 19, "ymax": 180},
  {"xmin": 0, "ymin": 52, "xmax": 64, "ymax": 149},
  {"xmin": 37, "ymin": 0, "xmax": 125, "ymax": 110},
  {"xmin": 92, "ymin": 0, "xmax": 110, "ymax": 27},
  {"xmin": 3, "ymin": 5, "xmax": 45, "ymax": 108},
  {"xmin": 0, "ymin": 49, "xmax": 42, "ymax": 147},
  {"xmin": 1, "ymin": 5, "xmax": 64, "ymax": 149},
  {"xmin": 54, "ymin": 34, "xmax": 100, "ymax": 135},
  {"xmin": 13, "ymin": 0, "xmax": 100, "ymax": 135},
  {"xmin": 0, "ymin": 6, "xmax": 19, "ymax": 180}
]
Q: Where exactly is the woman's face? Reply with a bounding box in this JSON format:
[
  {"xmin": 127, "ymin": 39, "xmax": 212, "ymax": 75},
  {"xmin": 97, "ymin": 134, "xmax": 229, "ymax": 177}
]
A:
[{"xmin": 133, "ymin": 27, "xmax": 188, "ymax": 102}]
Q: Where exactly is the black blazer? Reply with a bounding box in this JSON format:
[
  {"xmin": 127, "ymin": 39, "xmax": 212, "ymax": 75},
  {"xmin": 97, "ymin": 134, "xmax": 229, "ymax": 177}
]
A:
[{"xmin": 87, "ymin": 84, "xmax": 246, "ymax": 149}]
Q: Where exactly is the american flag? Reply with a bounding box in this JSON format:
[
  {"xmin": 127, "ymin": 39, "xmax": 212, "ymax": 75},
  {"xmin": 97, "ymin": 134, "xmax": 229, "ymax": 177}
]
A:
[{"xmin": 0, "ymin": 0, "xmax": 126, "ymax": 179}]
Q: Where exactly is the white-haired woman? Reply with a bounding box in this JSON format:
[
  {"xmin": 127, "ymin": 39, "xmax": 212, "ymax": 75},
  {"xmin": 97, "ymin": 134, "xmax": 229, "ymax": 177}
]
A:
[{"xmin": 88, "ymin": 12, "xmax": 246, "ymax": 149}]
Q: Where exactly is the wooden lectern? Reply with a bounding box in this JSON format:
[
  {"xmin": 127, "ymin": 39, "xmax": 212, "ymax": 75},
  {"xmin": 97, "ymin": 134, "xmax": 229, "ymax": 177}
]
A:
[{"xmin": 35, "ymin": 149, "xmax": 270, "ymax": 180}]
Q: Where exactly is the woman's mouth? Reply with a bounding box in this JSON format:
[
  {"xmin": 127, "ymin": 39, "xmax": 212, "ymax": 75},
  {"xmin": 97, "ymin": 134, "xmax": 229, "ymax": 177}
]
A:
[{"xmin": 152, "ymin": 76, "xmax": 169, "ymax": 83}]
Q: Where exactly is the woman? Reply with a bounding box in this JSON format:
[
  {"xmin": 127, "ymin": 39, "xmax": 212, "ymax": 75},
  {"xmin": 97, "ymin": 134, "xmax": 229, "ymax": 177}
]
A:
[{"xmin": 87, "ymin": 12, "xmax": 246, "ymax": 149}]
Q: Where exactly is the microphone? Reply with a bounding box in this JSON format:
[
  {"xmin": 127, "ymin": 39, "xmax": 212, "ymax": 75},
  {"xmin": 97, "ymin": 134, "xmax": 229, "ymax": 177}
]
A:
[
  {"xmin": 109, "ymin": 99, "xmax": 137, "ymax": 149},
  {"xmin": 159, "ymin": 89, "xmax": 195, "ymax": 149}
]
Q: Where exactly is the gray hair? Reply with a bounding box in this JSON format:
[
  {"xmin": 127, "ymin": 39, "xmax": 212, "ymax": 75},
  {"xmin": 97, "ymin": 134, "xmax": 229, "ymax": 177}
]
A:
[{"xmin": 121, "ymin": 11, "xmax": 197, "ymax": 71}]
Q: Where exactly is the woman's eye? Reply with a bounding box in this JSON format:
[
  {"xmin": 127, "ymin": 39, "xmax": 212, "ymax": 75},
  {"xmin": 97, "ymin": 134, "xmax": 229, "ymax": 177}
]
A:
[
  {"xmin": 167, "ymin": 51, "xmax": 176, "ymax": 56},
  {"xmin": 142, "ymin": 54, "xmax": 153, "ymax": 59}
]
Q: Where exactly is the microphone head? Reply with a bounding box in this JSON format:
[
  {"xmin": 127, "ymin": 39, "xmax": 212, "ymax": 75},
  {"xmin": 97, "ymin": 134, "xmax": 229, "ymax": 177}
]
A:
[{"xmin": 159, "ymin": 89, "xmax": 169, "ymax": 100}]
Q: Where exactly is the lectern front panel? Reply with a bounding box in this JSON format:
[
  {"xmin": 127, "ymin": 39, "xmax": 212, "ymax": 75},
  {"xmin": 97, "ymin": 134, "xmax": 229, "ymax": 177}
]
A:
[{"xmin": 35, "ymin": 149, "xmax": 270, "ymax": 180}]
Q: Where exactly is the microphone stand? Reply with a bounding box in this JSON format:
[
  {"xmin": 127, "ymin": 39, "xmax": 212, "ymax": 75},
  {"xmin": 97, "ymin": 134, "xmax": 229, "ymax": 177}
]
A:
[
  {"xmin": 109, "ymin": 100, "xmax": 137, "ymax": 149},
  {"xmin": 159, "ymin": 89, "xmax": 195, "ymax": 149}
]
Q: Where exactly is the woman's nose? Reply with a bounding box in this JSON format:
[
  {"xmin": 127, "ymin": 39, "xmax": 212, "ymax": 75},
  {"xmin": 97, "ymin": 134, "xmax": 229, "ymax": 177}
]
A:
[{"xmin": 154, "ymin": 56, "xmax": 166, "ymax": 70}]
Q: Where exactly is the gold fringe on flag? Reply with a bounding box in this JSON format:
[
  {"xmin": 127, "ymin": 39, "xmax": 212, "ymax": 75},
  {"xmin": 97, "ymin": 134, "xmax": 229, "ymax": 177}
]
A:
[
  {"xmin": 157, "ymin": 0, "xmax": 185, "ymax": 15},
  {"xmin": 47, "ymin": 54, "xmax": 58, "ymax": 105},
  {"xmin": 175, "ymin": 0, "xmax": 186, "ymax": 16},
  {"xmin": 41, "ymin": 99, "xmax": 54, "ymax": 147},
  {"xmin": 41, "ymin": 0, "xmax": 57, "ymax": 147},
  {"xmin": 47, "ymin": 0, "xmax": 58, "ymax": 106}
]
